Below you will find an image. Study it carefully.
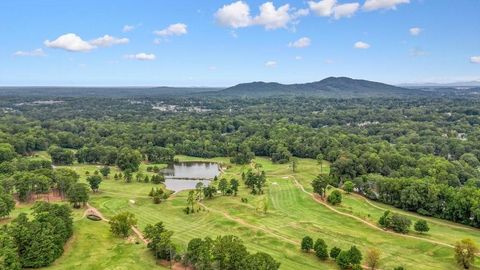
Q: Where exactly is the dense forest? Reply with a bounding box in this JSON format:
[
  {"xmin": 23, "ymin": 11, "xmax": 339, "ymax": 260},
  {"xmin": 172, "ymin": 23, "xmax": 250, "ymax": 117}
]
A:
[{"xmin": 1, "ymin": 94, "xmax": 480, "ymax": 230}]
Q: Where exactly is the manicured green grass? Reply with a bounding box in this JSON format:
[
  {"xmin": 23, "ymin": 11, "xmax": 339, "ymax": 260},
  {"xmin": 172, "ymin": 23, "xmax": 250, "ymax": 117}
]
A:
[
  {"xmin": 44, "ymin": 218, "xmax": 165, "ymax": 270},
  {"xmin": 84, "ymin": 157, "xmax": 479, "ymax": 270},
  {"xmin": 13, "ymin": 154, "xmax": 480, "ymax": 269}
]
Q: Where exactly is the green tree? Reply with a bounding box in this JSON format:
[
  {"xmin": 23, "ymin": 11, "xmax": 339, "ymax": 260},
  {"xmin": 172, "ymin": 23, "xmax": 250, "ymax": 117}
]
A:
[
  {"xmin": 66, "ymin": 183, "xmax": 89, "ymax": 208},
  {"xmin": 99, "ymin": 166, "xmax": 111, "ymax": 177},
  {"xmin": 230, "ymin": 179, "xmax": 239, "ymax": 196},
  {"xmin": 212, "ymin": 235, "xmax": 248, "ymax": 270},
  {"xmin": 53, "ymin": 168, "xmax": 79, "ymax": 199},
  {"xmin": 109, "ymin": 212, "xmax": 137, "ymax": 238},
  {"xmin": 184, "ymin": 237, "xmax": 213, "ymax": 270},
  {"xmin": 313, "ymin": 238, "xmax": 328, "ymax": 260},
  {"xmin": 0, "ymin": 228, "xmax": 21, "ymax": 270},
  {"xmin": 327, "ymin": 190, "xmax": 342, "ymax": 205},
  {"xmin": 330, "ymin": 247, "xmax": 341, "ymax": 259},
  {"xmin": 301, "ymin": 236, "xmax": 313, "ymax": 252},
  {"xmin": 316, "ymin": 153, "xmax": 324, "ymax": 173},
  {"xmin": 348, "ymin": 246, "xmax": 362, "ymax": 265},
  {"xmin": 243, "ymin": 252, "xmax": 280, "ymax": 270},
  {"xmin": 144, "ymin": 222, "xmax": 176, "ymax": 260},
  {"xmin": 0, "ymin": 143, "xmax": 16, "ymax": 163},
  {"xmin": 116, "ymin": 148, "xmax": 142, "ymax": 172},
  {"xmin": 291, "ymin": 158, "xmax": 298, "ymax": 173},
  {"xmin": 218, "ymin": 178, "xmax": 228, "ymax": 195},
  {"xmin": 343, "ymin": 181, "xmax": 354, "ymax": 194},
  {"xmin": 47, "ymin": 146, "xmax": 75, "ymax": 165},
  {"xmin": 203, "ymin": 186, "xmax": 217, "ymax": 199},
  {"xmin": 454, "ymin": 238, "xmax": 478, "ymax": 269},
  {"xmin": 0, "ymin": 187, "xmax": 15, "ymax": 218},
  {"xmin": 336, "ymin": 251, "xmax": 351, "ymax": 270},
  {"xmin": 414, "ymin": 220, "xmax": 430, "ymax": 234},
  {"xmin": 86, "ymin": 175, "xmax": 102, "ymax": 193},
  {"xmin": 312, "ymin": 174, "xmax": 329, "ymax": 198}
]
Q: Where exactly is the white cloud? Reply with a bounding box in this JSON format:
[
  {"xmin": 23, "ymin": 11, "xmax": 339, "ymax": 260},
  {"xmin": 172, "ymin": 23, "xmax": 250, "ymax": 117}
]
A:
[
  {"xmin": 253, "ymin": 2, "xmax": 291, "ymax": 30},
  {"xmin": 215, "ymin": 1, "xmax": 252, "ymax": 28},
  {"xmin": 471, "ymin": 56, "xmax": 480, "ymax": 64},
  {"xmin": 265, "ymin": 60, "xmax": 277, "ymax": 67},
  {"xmin": 333, "ymin": 3, "xmax": 360, "ymax": 19},
  {"xmin": 325, "ymin": 59, "xmax": 335, "ymax": 64},
  {"xmin": 215, "ymin": 1, "xmax": 303, "ymax": 30},
  {"xmin": 125, "ymin": 53, "xmax": 156, "ymax": 61},
  {"xmin": 123, "ymin": 25, "xmax": 135, "ymax": 32},
  {"xmin": 154, "ymin": 23, "xmax": 188, "ymax": 37},
  {"xmin": 295, "ymin": 56, "xmax": 303, "ymax": 60},
  {"xmin": 363, "ymin": 0, "xmax": 410, "ymax": 11},
  {"xmin": 354, "ymin": 41, "xmax": 370, "ymax": 49},
  {"xmin": 409, "ymin": 27, "xmax": 422, "ymax": 36},
  {"xmin": 90, "ymin": 35, "xmax": 129, "ymax": 47},
  {"xmin": 289, "ymin": 37, "xmax": 311, "ymax": 48},
  {"xmin": 44, "ymin": 33, "xmax": 96, "ymax": 52},
  {"xmin": 13, "ymin": 48, "xmax": 46, "ymax": 57},
  {"xmin": 293, "ymin": 8, "xmax": 310, "ymax": 18},
  {"xmin": 308, "ymin": 0, "xmax": 336, "ymax": 17}
]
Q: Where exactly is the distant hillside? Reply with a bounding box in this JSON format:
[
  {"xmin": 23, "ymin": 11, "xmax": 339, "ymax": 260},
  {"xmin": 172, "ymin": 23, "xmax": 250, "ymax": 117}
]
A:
[
  {"xmin": 218, "ymin": 77, "xmax": 423, "ymax": 98},
  {"xmin": 0, "ymin": 86, "xmax": 222, "ymax": 98}
]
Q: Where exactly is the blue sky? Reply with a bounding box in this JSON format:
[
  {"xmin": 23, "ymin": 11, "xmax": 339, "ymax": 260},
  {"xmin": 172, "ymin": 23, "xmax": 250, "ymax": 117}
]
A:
[{"xmin": 1, "ymin": 0, "xmax": 479, "ymax": 86}]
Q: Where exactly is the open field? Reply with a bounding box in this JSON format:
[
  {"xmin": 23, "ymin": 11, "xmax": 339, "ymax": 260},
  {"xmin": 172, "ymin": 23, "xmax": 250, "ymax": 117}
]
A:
[{"xmin": 7, "ymin": 155, "xmax": 480, "ymax": 269}]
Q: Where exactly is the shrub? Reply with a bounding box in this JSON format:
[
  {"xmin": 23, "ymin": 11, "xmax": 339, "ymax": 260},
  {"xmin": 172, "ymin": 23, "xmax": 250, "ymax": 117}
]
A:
[{"xmin": 327, "ymin": 190, "xmax": 342, "ymax": 205}]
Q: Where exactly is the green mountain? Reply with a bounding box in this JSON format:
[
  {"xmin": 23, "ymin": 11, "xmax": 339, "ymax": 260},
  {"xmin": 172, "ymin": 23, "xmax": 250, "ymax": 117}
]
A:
[{"xmin": 218, "ymin": 77, "xmax": 423, "ymax": 98}]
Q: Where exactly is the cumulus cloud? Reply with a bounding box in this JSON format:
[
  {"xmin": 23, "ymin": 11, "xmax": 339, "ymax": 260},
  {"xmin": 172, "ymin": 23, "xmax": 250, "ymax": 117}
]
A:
[
  {"xmin": 154, "ymin": 23, "xmax": 188, "ymax": 37},
  {"xmin": 333, "ymin": 3, "xmax": 360, "ymax": 19},
  {"xmin": 289, "ymin": 37, "xmax": 311, "ymax": 48},
  {"xmin": 123, "ymin": 25, "xmax": 135, "ymax": 32},
  {"xmin": 45, "ymin": 33, "xmax": 128, "ymax": 52},
  {"xmin": 215, "ymin": 1, "xmax": 252, "ymax": 28},
  {"xmin": 124, "ymin": 53, "xmax": 156, "ymax": 61},
  {"xmin": 44, "ymin": 33, "xmax": 96, "ymax": 52},
  {"xmin": 265, "ymin": 60, "xmax": 277, "ymax": 67},
  {"xmin": 308, "ymin": 0, "xmax": 336, "ymax": 17},
  {"xmin": 363, "ymin": 0, "xmax": 410, "ymax": 11},
  {"xmin": 308, "ymin": 0, "xmax": 359, "ymax": 19},
  {"xmin": 215, "ymin": 1, "xmax": 305, "ymax": 30},
  {"xmin": 471, "ymin": 56, "xmax": 480, "ymax": 64},
  {"xmin": 90, "ymin": 35, "xmax": 129, "ymax": 47},
  {"xmin": 354, "ymin": 41, "xmax": 370, "ymax": 49},
  {"xmin": 13, "ymin": 48, "xmax": 46, "ymax": 57},
  {"xmin": 409, "ymin": 27, "xmax": 422, "ymax": 36},
  {"xmin": 253, "ymin": 2, "xmax": 291, "ymax": 30}
]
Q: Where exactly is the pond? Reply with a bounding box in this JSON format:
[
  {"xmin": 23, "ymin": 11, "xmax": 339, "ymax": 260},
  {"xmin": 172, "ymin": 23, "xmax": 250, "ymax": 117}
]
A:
[{"xmin": 163, "ymin": 162, "xmax": 220, "ymax": 193}]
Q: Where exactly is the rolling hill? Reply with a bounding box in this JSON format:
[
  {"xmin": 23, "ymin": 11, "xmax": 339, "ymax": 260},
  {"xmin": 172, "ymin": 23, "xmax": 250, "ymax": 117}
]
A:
[{"xmin": 217, "ymin": 77, "xmax": 424, "ymax": 98}]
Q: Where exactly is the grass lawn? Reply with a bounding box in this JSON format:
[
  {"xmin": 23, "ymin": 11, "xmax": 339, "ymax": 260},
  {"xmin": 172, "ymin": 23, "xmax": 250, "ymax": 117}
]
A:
[
  {"xmin": 10, "ymin": 153, "xmax": 480, "ymax": 270},
  {"xmin": 44, "ymin": 218, "xmax": 164, "ymax": 270}
]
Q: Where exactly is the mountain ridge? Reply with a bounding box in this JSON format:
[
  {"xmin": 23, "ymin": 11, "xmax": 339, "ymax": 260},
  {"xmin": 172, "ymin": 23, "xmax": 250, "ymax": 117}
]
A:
[{"xmin": 217, "ymin": 77, "xmax": 421, "ymax": 98}]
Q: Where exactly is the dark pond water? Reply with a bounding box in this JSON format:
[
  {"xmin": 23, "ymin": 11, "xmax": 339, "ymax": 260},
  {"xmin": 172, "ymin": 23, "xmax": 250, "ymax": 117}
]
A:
[{"xmin": 163, "ymin": 162, "xmax": 220, "ymax": 192}]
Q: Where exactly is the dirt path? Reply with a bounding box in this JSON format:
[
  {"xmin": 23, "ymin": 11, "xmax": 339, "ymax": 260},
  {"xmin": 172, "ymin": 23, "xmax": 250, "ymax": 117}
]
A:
[
  {"xmin": 83, "ymin": 203, "xmax": 148, "ymax": 244},
  {"xmin": 290, "ymin": 177, "xmax": 455, "ymax": 249},
  {"xmin": 198, "ymin": 201, "xmax": 299, "ymax": 245}
]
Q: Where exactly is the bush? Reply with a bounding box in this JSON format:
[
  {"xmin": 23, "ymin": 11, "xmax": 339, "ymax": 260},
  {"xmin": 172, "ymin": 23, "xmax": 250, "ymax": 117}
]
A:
[
  {"xmin": 327, "ymin": 190, "xmax": 342, "ymax": 205},
  {"xmin": 414, "ymin": 220, "xmax": 429, "ymax": 233},
  {"xmin": 379, "ymin": 211, "xmax": 411, "ymax": 234}
]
